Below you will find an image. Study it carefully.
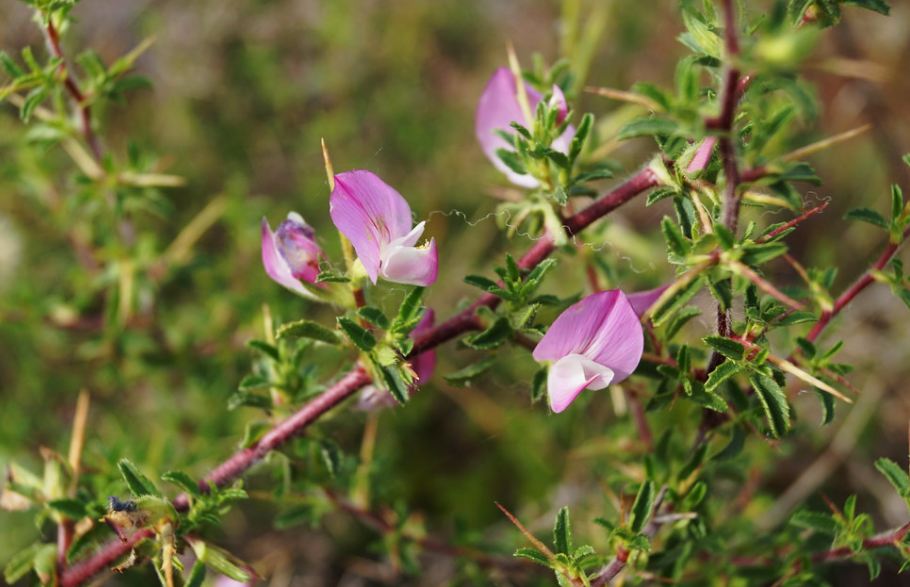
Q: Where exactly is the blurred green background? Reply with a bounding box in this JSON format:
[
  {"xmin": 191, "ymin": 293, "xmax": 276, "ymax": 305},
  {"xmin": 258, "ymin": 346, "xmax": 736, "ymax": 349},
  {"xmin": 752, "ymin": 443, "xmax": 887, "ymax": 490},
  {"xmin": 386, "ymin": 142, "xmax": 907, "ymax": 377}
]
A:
[{"xmin": 1, "ymin": 0, "xmax": 910, "ymax": 584}]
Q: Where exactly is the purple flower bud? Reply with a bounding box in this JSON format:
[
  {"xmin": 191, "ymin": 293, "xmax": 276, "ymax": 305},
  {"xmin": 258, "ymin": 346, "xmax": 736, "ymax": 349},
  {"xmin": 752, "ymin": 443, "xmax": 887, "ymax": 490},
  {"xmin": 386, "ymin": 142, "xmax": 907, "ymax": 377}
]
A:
[
  {"xmin": 533, "ymin": 290, "xmax": 643, "ymax": 413},
  {"xmin": 261, "ymin": 212, "xmax": 322, "ymax": 298},
  {"xmin": 330, "ymin": 170, "xmax": 438, "ymax": 287},
  {"xmin": 475, "ymin": 67, "xmax": 576, "ymax": 188}
]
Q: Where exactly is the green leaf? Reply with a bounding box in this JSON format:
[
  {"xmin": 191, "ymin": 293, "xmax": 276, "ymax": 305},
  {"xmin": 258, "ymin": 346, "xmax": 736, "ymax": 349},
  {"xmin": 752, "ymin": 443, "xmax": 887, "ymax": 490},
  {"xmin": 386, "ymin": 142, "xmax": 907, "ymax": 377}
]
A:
[
  {"xmin": 665, "ymin": 306, "xmax": 701, "ymax": 340},
  {"xmin": 791, "ymin": 510, "xmax": 838, "ymax": 534},
  {"xmin": 319, "ymin": 440, "xmax": 342, "ymax": 478},
  {"xmin": 843, "ymin": 0, "xmax": 890, "ymax": 16},
  {"xmin": 20, "ymin": 86, "xmax": 47, "ymax": 123},
  {"xmin": 276, "ymin": 319, "xmax": 341, "ymax": 345},
  {"xmin": 629, "ymin": 481, "xmax": 656, "ymax": 533},
  {"xmin": 390, "ymin": 287, "xmax": 425, "ymax": 336},
  {"xmin": 569, "ymin": 113, "xmax": 594, "ymax": 162},
  {"xmin": 714, "ymin": 425, "xmax": 745, "ymax": 461},
  {"xmin": 379, "ymin": 365, "xmax": 409, "ymax": 405},
  {"xmin": 192, "ymin": 541, "xmax": 251, "ymax": 583},
  {"xmin": 845, "ymin": 207, "xmax": 888, "ymax": 229},
  {"xmin": 703, "ymin": 336, "xmax": 745, "ymax": 361},
  {"xmin": 651, "ymin": 276, "xmax": 703, "ymax": 327},
  {"xmin": 514, "ymin": 547, "xmax": 550, "ymax": 566},
  {"xmin": 161, "ymin": 471, "xmax": 201, "ymax": 497},
  {"xmin": 4, "ymin": 543, "xmax": 39, "ymax": 584},
  {"xmin": 117, "ymin": 458, "xmax": 160, "ymax": 497},
  {"xmin": 464, "ymin": 274, "xmax": 501, "ymax": 292},
  {"xmin": 337, "ymin": 317, "xmax": 376, "ymax": 351},
  {"xmin": 661, "ymin": 217, "xmax": 689, "ymax": 259},
  {"xmin": 496, "ymin": 148, "xmax": 527, "ymax": 175},
  {"xmin": 444, "ymin": 357, "xmax": 496, "ymax": 386},
  {"xmin": 749, "ymin": 373, "xmax": 791, "ymax": 438},
  {"xmin": 553, "ymin": 506, "xmax": 572, "ymax": 554},
  {"xmin": 619, "ymin": 117, "xmax": 680, "ymax": 140},
  {"xmin": 357, "ymin": 306, "xmax": 389, "ymax": 329},
  {"xmin": 0, "ymin": 51, "xmax": 23, "ymax": 78},
  {"xmin": 705, "ymin": 360, "xmax": 741, "ymax": 391},
  {"xmin": 464, "ymin": 317, "xmax": 513, "ymax": 350},
  {"xmin": 246, "ymin": 340, "xmax": 280, "ymax": 362},
  {"xmin": 185, "ymin": 561, "xmax": 207, "ymax": 587},
  {"xmin": 740, "ymin": 242, "xmax": 788, "ymax": 266},
  {"xmin": 874, "ymin": 458, "xmax": 910, "ymax": 497},
  {"xmin": 47, "ymin": 498, "xmax": 87, "ymax": 519}
]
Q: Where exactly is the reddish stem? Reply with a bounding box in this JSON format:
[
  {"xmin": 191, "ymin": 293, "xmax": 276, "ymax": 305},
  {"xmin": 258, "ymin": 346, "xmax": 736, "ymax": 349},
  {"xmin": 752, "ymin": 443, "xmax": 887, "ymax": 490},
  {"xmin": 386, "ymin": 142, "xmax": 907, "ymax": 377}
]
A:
[
  {"xmin": 811, "ymin": 522, "xmax": 910, "ymax": 563},
  {"xmin": 44, "ymin": 20, "xmax": 102, "ymax": 161},
  {"xmin": 805, "ymin": 231, "xmax": 908, "ymax": 343},
  {"xmin": 757, "ymin": 201, "xmax": 829, "ymax": 243},
  {"xmin": 60, "ymin": 529, "xmax": 154, "ymax": 587}
]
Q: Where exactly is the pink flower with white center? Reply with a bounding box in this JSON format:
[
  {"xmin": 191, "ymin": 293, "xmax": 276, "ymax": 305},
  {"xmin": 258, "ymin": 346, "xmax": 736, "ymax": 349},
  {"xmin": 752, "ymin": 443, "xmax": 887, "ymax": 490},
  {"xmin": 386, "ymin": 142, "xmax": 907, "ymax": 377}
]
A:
[
  {"xmin": 330, "ymin": 170, "xmax": 438, "ymax": 287},
  {"xmin": 532, "ymin": 290, "xmax": 644, "ymax": 413},
  {"xmin": 357, "ymin": 309, "xmax": 437, "ymax": 411},
  {"xmin": 475, "ymin": 67, "xmax": 575, "ymax": 188},
  {"xmin": 261, "ymin": 212, "xmax": 323, "ymax": 298}
]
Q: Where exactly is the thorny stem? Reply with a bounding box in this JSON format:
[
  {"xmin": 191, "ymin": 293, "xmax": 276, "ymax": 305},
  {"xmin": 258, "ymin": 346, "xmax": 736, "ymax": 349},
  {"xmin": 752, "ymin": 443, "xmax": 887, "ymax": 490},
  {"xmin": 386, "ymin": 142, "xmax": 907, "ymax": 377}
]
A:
[{"xmin": 63, "ymin": 168, "xmax": 660, "ymax": 587}]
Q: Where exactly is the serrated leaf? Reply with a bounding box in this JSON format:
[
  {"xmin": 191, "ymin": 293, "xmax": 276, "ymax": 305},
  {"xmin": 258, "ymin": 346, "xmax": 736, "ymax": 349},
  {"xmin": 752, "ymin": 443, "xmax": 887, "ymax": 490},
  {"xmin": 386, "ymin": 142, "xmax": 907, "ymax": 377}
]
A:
[
  {"xmin": 117, "ymin": 458, "xmax": 160, "ymax": 497},
  {"xmin": 464, "ymin": 317, "xmax": 513, "ymax": 349},
  {"xmin": 874, "ymin": 458, "xmax": 910, "ymax": 497},
  {"xmin": 705, "ymin": 360, "xmax": 741, "ymax": 391},
  {"xmin": 246, "ymin": 340, "xmax": 280, "ymax": 362},
  {"xmin": 379, "ymin": 365, "xmax": 409, "ymax": 404},
  {"xmin": 749, "ymin": 373, "xmax": 791, "ymax": 438},
  {"xmin": 661, "ymin": 217, "xmax": 689, "ymax": 259},
  {"xmin": 845, "ymin": 207, "xmax": 888, "ymax": 229},
  {"xmin": 703, "ymin": 336, "xmax": 745, "ymax": 361},
  {"xmin": 357, "ymin": 306, "xmax": 389, "ymax": 330},
  {"xmin": 629, "ymin": 481, "xmax": 656, "ymax": 533},
  {"xmin": 553, "ymin": 506, "xmax": 572, "ymax": 554},
  {"xmin": 390, "ymin": 287, "xmax": 425, "ymax": 336},
  {"xmin": 791, "ymin": 510, "xmax": 838, "ymax": 534},
  {"xmin": 740, "ymin": 242, "xmax": 788, "ymax": 266},
  {"xmin": 161, "ymin": 471, "xmax": 201, "ymax": 497},
  {"xmin": 337, "ymin": 317, "xmax": 376, "ymax": 351},
  {"xmin": 514, "ymin": 547, "xmax": 551, "ymax": 566},
  {"xmin": 276, "ymin": 319, "xmax": 341, "ymax": 345}
]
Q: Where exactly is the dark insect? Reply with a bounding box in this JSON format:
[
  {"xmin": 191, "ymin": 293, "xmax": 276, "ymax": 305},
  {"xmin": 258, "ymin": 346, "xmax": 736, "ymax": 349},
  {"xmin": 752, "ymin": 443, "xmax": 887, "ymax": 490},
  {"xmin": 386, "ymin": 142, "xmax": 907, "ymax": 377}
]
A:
[{"xmin": 108, "ymin": 496, "xmax": 137, "ymax": 512}]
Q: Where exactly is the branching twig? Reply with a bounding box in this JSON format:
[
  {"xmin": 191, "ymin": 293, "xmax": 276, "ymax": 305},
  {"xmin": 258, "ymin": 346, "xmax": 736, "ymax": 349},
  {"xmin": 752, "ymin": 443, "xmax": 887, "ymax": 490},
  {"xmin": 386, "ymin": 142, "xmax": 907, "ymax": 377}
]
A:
[{"xmin": 63, "ymin": 168, "xmax": 660, "ymax": 586}]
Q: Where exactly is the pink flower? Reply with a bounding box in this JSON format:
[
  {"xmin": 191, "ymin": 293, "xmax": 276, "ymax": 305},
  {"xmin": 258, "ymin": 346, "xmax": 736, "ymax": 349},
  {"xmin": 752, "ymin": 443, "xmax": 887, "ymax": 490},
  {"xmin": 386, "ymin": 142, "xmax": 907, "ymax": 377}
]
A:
[
  {"xmin": 627, "ymin": 285, "xmax": 670, "ymax": 317},
  {"xmin": 532, "ymin": 290, "xmax": 643, "ymax": 413},
  {"xmin": 475, "ymin": 67, "xmax": 575, "ymax": 188},
  {"xmin": 261, "ymin": 212, "xmax": 323, "ymax": 298},
  {"xmin": 330, "ymin": 170, "xmax": 438, "ymax": 287},
  {"xmin": 357, "ymin": 309, "xmax": 437, "ymax": 411}
]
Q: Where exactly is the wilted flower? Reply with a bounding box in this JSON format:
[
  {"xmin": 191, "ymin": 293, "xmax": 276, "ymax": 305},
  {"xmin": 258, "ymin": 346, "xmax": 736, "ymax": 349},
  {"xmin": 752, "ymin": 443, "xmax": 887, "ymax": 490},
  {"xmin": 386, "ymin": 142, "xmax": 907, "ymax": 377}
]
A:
[
  {"xmin": 475, "ymin": 67, "xmax": 575, "ymax": 188},
  {"xmin": 357, "ymin": 309, "xmax": 437, "ymax": 411},
  {"xmin": 532, "ymin": 290, "xmax": 643, "ymax": 413},
  {"xmin": 330, "ymin": 170, "xmax": 438, "ymax": 287},
  {"xmin": 261, "ymin": 212, "xmax": 323, "ymax": 298}
]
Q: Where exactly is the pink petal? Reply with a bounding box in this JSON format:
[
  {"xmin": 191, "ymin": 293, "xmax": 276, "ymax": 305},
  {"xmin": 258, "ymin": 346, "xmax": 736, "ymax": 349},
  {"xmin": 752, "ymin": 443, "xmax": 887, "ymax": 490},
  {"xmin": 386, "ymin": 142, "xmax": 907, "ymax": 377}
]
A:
[
  {"xmin": 627, "ymin": 285, "xmax": 670, "ymax": 317},
  {"xmin": 687, "ymin": 136, "xmax": 718, "ymax": 174},
  {"xmin": 475, "ymin": 68, "xmax": 538, "ymax": 188},
  {"xmin": 330, "ymin": 170, "xmax": 414, "ymax": 284},
  {"xmin": 475, "ymin": 68, "xmax": 576, "ymax": 188},
  {"xmin": 380, "ymin": 237, "xmax": 438, "ymax": 287},
  {"xmin": 533, "ymin": 290, "xmax": 643, "ymax": 383},
  {"xmin": 274, "ymin": 212, "xmax": 321, "ymax": 283},
  {"xmin": 547, "ymin": 353, "xmax": 615, "ymax": 413},
  {"xmin": 261, "ymin": 218, "xmax": 318, "ymax": 299}
]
